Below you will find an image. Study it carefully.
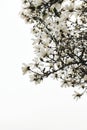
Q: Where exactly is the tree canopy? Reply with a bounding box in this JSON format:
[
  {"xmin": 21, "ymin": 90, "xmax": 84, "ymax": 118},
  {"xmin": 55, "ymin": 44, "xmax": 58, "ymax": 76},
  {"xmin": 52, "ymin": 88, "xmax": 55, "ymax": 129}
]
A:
[{"xmin": 21, "ymin": 0, "xmax": 87, "ymax": 99}]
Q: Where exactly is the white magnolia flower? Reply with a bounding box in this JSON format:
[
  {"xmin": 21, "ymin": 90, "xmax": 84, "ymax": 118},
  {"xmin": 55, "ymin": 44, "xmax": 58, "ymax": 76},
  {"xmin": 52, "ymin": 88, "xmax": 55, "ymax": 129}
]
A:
[
  {"xmin": 36, "ymin": 44, "xmax": 49, "ymax": 57},
  {"xmin": 74, "ymin": 0, "xmax": 83, "ymax": 9},
  {"xmin": 29, "ymin": 74, "xmax": 35, "ymax": 82},
  {"xmin": 28, "ymin": 58, "xmax": 40, "ymax": 69},
  {"xmin": 51, "ymin": 3, "xmax": 61, "ymax": 11},
  {"xmin": 67, "ymin": 58, "xmax": 73, "ymax": 64},
  {"xmin": 29, "ymin": 74, "xmax": 42, "ymax": 84},
  {"xmin": 63, "ymin": 3, "xmax": 73, "ymax": 11},
  {"xmin": 84, "ymin": 75, "xmax": 87, "ymax": 82},
  {"xmin": 22, "ymin": 63, "xmax": 30, "ymax": 75},
  {"xmin": 32, "ymin": 0, "xmax": 42, "ymax": 6},
  {"xmin": 44, "ymin": 0, "xmax": 49, "ymax": 2},
  {"xmin": 77, "ymin": 16, "xmax": 82, "ymax": 25}
]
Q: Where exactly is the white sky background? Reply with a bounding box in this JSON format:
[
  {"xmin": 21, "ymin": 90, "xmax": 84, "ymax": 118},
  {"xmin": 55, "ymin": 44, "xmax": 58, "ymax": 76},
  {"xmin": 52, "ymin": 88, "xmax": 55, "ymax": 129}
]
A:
[{"xmin": 0, "ymin": 0, "xmax": 87, "ymax": 130}]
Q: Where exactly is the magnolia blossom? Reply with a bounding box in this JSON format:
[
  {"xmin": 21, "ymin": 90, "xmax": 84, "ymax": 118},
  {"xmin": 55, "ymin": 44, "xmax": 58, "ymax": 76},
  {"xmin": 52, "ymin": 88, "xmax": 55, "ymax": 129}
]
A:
[
  {"xmin": 33, "ymin": 0, "xmax": 42, "ymax": 6},
  {"xmin": 22, "ymin": 63, "xmax": 30, "ymax": 75},
  {"xmin": 84, "ymin": 75, "xmax": 87, "ymax": 82}
]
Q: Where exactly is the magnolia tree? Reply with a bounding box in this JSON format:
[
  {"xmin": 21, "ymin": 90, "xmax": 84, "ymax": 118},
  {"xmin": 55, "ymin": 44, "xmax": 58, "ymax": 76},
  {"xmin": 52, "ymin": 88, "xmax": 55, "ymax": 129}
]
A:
[{"xmin": 21, "ymin": 0, "xmax": 87, "ymax": 99}]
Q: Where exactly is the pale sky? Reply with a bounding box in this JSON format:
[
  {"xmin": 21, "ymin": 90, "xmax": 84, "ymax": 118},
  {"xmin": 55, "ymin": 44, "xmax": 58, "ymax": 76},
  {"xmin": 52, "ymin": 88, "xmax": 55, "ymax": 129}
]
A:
[{"xmin": 0, "ymin": 0, "xmax": 87, "ymax": 130}]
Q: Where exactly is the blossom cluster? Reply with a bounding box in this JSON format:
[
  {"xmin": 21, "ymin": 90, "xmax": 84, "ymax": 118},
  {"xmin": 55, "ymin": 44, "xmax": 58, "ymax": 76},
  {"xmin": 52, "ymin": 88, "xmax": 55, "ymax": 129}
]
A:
[{"xmin": 21, "ymin": 0, "xmax": 87, "ymax": 98}]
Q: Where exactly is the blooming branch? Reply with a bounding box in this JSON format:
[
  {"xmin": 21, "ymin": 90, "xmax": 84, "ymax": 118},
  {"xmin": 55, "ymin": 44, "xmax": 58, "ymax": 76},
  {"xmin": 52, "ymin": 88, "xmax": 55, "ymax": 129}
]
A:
[{"xmin": 21, "ymin": 0, "xmax": 87, "ymax": 98}]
